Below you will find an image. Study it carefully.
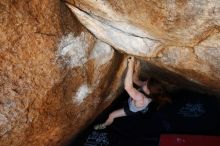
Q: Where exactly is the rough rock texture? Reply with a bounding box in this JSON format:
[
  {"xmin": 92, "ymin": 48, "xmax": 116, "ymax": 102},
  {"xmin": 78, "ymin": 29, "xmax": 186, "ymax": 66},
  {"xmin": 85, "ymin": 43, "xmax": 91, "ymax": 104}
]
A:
[
  {"xmin": 67, "ymin": 0, "xmax": 220, "ymax": 92},
  {"xmin": 0, "ymin": 0, "xmax": 126, "ymax": 146},
  {"xmin": 1, "ymin": 0, "xmax": 220, "ymax": 146}
]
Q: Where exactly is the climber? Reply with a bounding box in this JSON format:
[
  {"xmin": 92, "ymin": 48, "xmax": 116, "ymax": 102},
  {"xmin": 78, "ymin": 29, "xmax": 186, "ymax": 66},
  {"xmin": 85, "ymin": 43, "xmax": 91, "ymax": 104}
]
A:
[{"xmin": 94, "ymin": 56, "xmax": 171, "ymax": 130}]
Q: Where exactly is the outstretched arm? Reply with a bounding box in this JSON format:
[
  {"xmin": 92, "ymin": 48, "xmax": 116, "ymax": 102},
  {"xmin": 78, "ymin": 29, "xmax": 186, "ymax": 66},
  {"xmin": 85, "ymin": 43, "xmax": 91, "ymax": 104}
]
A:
[
  {"xmin": 124, "ymin": 56, "xmax": 134, "ymax": 90},
  {"xmin": 124, "ymin": 57, "xmax": 144, "ymax": 101},
  {"xmin": 133, "ymin": 60, "xmax": 147, "ymax": 87}
]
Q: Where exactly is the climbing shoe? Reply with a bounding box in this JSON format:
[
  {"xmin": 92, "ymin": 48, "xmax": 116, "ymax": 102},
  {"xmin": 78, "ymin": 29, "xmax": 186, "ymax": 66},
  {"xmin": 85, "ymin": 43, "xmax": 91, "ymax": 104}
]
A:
[{"xmin": 93, "ymin": 124, "xmax": 106, "ymax": 130}]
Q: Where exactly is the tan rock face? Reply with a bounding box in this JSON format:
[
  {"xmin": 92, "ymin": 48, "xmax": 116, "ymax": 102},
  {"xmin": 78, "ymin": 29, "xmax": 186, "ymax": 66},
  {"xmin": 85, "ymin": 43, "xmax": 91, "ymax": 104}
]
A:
[
  {"xmin": 0, "ymin": 0, "xmax": 125, "ymax": 146},
  {"xmin": 67, "ymin": 0, "xmax": 220, "ymax": 92},
  {"xmin": 1, "ymin": 0, "xmax": 220, "ymax": 146}
]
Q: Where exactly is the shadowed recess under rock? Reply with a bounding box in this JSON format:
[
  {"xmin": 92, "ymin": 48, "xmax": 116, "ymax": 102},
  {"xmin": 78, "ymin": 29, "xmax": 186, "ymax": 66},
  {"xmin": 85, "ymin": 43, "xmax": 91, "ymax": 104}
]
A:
[
  {"xmin": 69, "ymin": 89, "xmax": 220, "ymax": 146},
  {"xmin": 1, "ymin": 0, "xmax": 220, "ymax": 146}
]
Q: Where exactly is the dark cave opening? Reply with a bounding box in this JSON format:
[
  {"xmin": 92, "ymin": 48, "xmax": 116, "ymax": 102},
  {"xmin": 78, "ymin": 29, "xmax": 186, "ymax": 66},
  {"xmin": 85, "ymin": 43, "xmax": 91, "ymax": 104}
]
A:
[
  {"xmin": 67, "ymin": 59, "xmax": 220, "ymax": 146},
  {"xmin": 66, "ymin": 58, "xmax": 220, "ymax": 146},
  {"xmin": 68, "ymin": 86, "xmax": 220, "ymax": 146}
]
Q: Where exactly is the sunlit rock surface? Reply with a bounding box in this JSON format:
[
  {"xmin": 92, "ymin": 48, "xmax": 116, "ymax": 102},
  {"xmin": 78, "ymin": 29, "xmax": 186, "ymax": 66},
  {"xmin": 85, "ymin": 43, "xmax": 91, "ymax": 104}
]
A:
[
  {"xmin": 1, "ymin": 0, "xmax": 220, "ymax": 146},
  {"xmin": 67, "ymin": 0, "xmax": 220, "ymax": 91},
  {"xmin": 0, "ymin": 0, "xmax": 125, "ymax": 146}
]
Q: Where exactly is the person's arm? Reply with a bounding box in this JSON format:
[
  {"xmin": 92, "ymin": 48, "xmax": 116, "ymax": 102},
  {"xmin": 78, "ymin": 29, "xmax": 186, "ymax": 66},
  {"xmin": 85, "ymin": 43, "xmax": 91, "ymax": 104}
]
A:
[
  {"xmin": 133, "ymin": 60, "xmax": 147, "ymax": 87},
  {"xmin": 124, "ymin": 57, "xmax": 144, "ymax": 101}
]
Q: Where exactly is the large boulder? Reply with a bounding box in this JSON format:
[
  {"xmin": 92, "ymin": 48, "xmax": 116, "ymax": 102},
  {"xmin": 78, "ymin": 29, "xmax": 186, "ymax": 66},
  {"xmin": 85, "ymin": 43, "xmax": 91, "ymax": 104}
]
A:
[
  {"xmin": 1, "ymin": 0, "xmax": 220, "ymax": 146},
  {"xmin": 66, "ymin": 0, "xmax": 220, "ymax": 92},
  {"xmin": 0, "ymin": 0, "xmax": 125, "ymax": 146}
]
